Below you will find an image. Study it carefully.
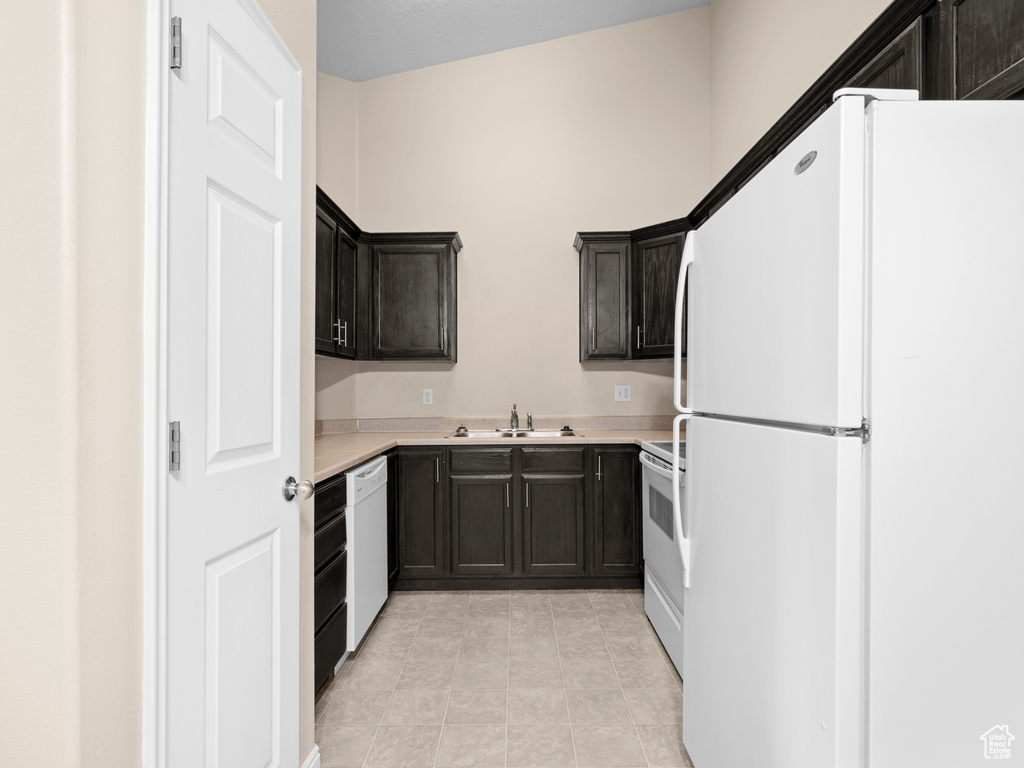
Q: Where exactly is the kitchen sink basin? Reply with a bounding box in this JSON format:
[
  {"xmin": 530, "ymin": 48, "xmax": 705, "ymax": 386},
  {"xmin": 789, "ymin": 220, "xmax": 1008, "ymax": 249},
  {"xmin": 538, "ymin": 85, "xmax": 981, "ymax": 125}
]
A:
[{"xmin": 449, "ymin": 427, "xmax": 577, "ymax": 438}]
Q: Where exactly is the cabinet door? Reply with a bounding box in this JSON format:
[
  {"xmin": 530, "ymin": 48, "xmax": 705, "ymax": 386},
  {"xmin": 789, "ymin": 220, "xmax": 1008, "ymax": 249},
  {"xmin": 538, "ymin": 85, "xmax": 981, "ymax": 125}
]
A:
[
  {"xmin": 942, "ymin": 0, "xmax": 1024, "ymax": 100},
  {"xmin": 591, "ymin": 447, "xmax": 641, "ymax": 577},
  {"xmin": 632, "ymin": 232, "xmax": 685, "ymax": 359},
  {"xmin": 450, "ymin": 476, "xmax": 514, "ymax": 576},
  {"xmin": 372, "ymin": 243, "xmax": 455, "ymax": 360},
  {"xmin": 335, "ymin": 231, "xmax": 358, "ymax": 359},
  {"xmin": 848, "ymin": 17, "xmax": 924, "ymax": 93},
  {"xmin": 521, "ymin": 476, "xmax": 585, "ymax": 576},
  {"xmin": 386, "ymin": 452, "xmax": 399, "ymax": 589},
  {"xmin": 315, "ymin": 205, "xmax": 339, "ymax": 355},
  {"xmin": 397, "ymin": 449, "xmax": 446, "ymax": 578},
  {"xmin": 580, "ymin": 240, "xmax": 630, "ymax": 361}
]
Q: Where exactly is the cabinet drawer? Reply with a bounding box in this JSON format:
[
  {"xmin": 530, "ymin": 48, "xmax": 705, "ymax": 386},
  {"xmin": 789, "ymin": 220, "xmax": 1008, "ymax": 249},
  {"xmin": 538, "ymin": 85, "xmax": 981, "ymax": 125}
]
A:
[
  {"xmin": 314, "ymin": 512, "xmax": 347, "ymax": 572},
  {"xmin": 449, "ymin": 448, "xmax": 513, "ymax": 474},
  {"xmin": 522, "ymin": 447, "xmax": 585, "ymax": 474},
  {"xmin": 314, "ymin": 550, "xmax": 347, "ymax": 632},
  {"xmin": 315, "ymin": 474, "xmax": 347, "ymax": 530},
  {"xmin": 315, "ymin": 602, "xmax": 347, "ymax": 691}
]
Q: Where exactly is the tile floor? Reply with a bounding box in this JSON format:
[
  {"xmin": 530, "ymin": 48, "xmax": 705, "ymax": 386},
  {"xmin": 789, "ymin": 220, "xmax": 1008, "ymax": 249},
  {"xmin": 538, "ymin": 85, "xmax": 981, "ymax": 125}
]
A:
[{"xmin": 315, "ymin": 589, "xmax": 694, "ymax": 768}]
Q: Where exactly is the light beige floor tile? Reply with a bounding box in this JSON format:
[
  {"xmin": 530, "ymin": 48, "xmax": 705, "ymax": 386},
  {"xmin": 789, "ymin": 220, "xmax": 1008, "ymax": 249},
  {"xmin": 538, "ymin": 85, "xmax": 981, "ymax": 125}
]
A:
[
  {"xmin": 557, "ymin": 637, "xmax": 609, "ymax": 662},
  {"xmin": 468, "ymin": 602, "xmax": 512, "ymax": 618},
  {"xmin": 383, "ymin": 601, "xmax": 429, "ymax": 618},
  {"xmin": 571, "ymin": 725, "xmax": 647, "ymax": 767},
  {"xmin": 435, "ymin": 724, "xmax": 506, "ymax": 767},
  {"xmin": 509, "ymin": 593, "xmax": 551, "ymax": 606},
  {"xmin": 507, "ymin": 689, "xmax": 569, "ymax": 724},
  {"xmin": 565, "ymin": 690, "xmax": 632, "ymax": 724},
  {"xmin": 469, "ymin": 591, "xmax": 511, "ymax": 602},
  {"xmin": 316, "ymin": 686, "xmax": 336, "ymax": 724},
  {"xmin": 317, "ymin": 723, "xmax": 379, "ymax": 768},
  {"xmin": 510, "ymin": 602, "xmax": 553, "ymax": 618},
  {"xmin": 622, "ymin": 689, "xmax": 683, "ymax": 724},
  {"xmin": 598, "ymin": 616, "xmax": 649, "ymax": 638},
  {"xmin": 356, "ymin": 635, "xmax": 415, "ymax": 661},
  {"xmin": 635, "ymin": 725, "xmax": 693, "ymax": 767},
  {"xmin": 423, "ymin": 602, "xmax": 470, "ymax": 619},
  {"xmin": 323, "ymin": 690, "xmax": 392, "ymax": 724},
  {"xmin": 445, "ymin": 689, "xmax": 507, "ymax": 724},
  {"xmin": 417, "ymin": 617, "xmax": 467, "ymax": 637},
  {"xmin": 381, "ymin": 689, "xmax": 450, "ymax": 724},
  {"xmin": 509, "ymin": 637, "xmax": 559, "ymax": 662},
  {"xmin": 561, "ymin": 660, "xmax": 620, "ymax": 689},
  {"xmin": 459, "ymin": 637, "xmax": 509, "ymax": 662},
  {"xmin": 452, "ymin": 662, "xmax": 508, "ymax": 689},
  {"xmin": 389, "ymin": 592, "xmax": 434, "ymax": 603},
  {"xmin": 509, "ymin": 617, "xmax": 555, "ymax": 637},
  {"xmin": 396, "ymin": 661, "xmax": 455, "ymax": 690},
  {"xmin": 508, "ymin": 661, "xmax": 563, "ymax": 689},
  {"xmin": 407, "ymin": 636, "xmax": 461, "ymax": 661},
  {"xmin": 506, "ymin": 725, "xmax": 576, "ymax": 768},
  {"xmin": 554, "ymin": 616, "xmax": 603, "ymax": 638},
  {"xmin": 591, "ymin": 599, "xmax": 639, "ymax": 618},
  {"xmin": 463, "ymin": 616, "xmax": 510, "ymax": 638},
  {"xmin": 604, "ymin": 637, "xmax": 662, "ymax": 662},
  {"xmin": 374, "ymin": 617, "xmax": 423, "ymax": 638},
  {"xmin": 549, "ymin": 598, "xmax": 596, "ymax": 617},
  {"xmin": 430, "ymin": 591, "xmax": 472, "ymax": 604},
  {"xmin": 612, "ymin": 660, "xmax": 677, "ymax": 689},
  {"xmin": 340, "ymin": 659, "xmax": 404, "ymax": 690},
  {"xmin": 363, "ymin": 724, "xmax": 442, "ymax": 768}
]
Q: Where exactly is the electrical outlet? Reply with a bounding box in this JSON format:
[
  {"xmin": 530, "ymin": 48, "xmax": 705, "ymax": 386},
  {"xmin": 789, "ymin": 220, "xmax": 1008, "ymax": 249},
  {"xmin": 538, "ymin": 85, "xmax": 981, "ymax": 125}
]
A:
[
  {"xmin": 615, "ymin": 385, "xmax": 631, "ymax": 402},
  {"xmin": 422, "ymin": 388, "xmax": 433, "ymax": 405}
]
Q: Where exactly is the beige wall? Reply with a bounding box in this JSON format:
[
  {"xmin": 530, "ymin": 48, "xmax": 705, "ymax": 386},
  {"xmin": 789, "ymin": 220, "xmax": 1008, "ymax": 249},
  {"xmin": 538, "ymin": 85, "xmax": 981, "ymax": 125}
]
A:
[
  {"xmin": 316, "ymin": 10, "xmax": 711, "ymax": 420},
  {"xmin": 709, "ymin": 0, "xmax": 892, "ymax": 183},
  {"xmin": 317, "ymin": 72, "xmax": 361, "ymax": 219},
  {"xmin": 0, "ymin": 0, "xmax": 317, "ymax": 765}
]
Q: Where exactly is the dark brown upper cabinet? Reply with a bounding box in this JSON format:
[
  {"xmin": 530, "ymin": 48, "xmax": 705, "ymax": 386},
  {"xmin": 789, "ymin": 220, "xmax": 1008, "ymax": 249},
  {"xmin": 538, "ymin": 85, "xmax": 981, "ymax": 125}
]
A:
[
  {"xmin": 316, "ymin": 189, "xmax": 359, "ymax": 359},
  {"xmin": 847, "ymin": 17, "xmax": 925, "ymax": 93},
  {"xmin": 942, "ymin": 0, "xmax": 1024, "ymax": 100},
  {"xmin": 365, "ymin": 234, "xmax": 462, "ymax": 362},
  {"xmin": 315, "ymin": 187, "xmax": 462, "ymax": 362},
  {"xmin": 577, "ymin": 233, "xmax": 631, "ymax": 361},
  {"xmin": 575, "ymin": 220, "xmax": 689, "ymax": 362}
]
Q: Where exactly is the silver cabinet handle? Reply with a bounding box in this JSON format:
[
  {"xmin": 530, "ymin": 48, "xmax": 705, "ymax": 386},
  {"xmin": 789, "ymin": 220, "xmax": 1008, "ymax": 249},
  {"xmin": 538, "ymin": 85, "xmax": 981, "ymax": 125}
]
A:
[
  {"xmin": 334, "ymin": 320, "xmax": 342, "ymax": 345},
  {"xmin": 506, "ymin": 482, "xmax": 510, "ymax": 508},
  {"xmin": 282, "ymin": 476, "xmax": 314, "ymax": 502},
  {"xmin": 637, "ymin": 326, "xmax": 642, "ymax": 348},
  {"xmin": 591, "ymin": 327, "xmax": 596, "ymax": 352},
  {"xmin": 435, "ymin": 457, "xmax": 440, "ymax": 483},
  {"xmin": 596, "ymin": 456, "xmax": 603, "ymax": 481},
  {"xmin": 341, "ymin": 321, "xmax": 348, "ymax": 347},
  {"xmin": 526, "ymin": 482, "xmax": 530, "ymax": 508}
]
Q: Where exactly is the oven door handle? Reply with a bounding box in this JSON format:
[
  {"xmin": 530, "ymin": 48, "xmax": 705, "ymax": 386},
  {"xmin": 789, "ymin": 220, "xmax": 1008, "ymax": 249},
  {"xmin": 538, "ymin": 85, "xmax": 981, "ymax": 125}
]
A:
[
  {"xmin": 638, "ymin": 450, "xmax": 674, "ymax": 478},
  {"xmin": 673, "ymin": 414, "xmax": 691, "ymax": 588}
]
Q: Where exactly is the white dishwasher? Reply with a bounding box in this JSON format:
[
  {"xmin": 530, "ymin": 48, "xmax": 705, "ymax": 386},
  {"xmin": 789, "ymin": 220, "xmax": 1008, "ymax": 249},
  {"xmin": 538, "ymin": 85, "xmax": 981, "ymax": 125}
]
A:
[{"xmin": 346, "ymin": 455, "xmax": 389, "ymax": 654}]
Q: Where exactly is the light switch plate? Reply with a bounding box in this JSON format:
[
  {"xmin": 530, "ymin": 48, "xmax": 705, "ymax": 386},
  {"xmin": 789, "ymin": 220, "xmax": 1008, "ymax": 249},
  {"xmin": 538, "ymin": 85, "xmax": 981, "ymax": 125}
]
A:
[
  {"xmin": 615, "ymin": 385, "xmax": 631, "ymax": 402},
  {"xmin": 422, "ymin": 388, "xmax": 433, "ymax": 405}
]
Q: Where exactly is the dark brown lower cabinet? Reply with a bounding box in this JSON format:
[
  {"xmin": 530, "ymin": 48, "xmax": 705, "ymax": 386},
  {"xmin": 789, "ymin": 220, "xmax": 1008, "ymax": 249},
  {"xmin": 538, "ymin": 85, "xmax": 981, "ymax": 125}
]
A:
[
  {"xmin": 397, "ymin": 448, "xmax": 446, "ymax": 579},
  {"xmin": 313, "ymin": 473, "xmax": 348, "ymax": 691},
  {"xmin": 387, "ymin": 451, "xmax": 399, "ymax": 590},
  {"xmin": 450, "ymin": 476, "xmax": 514, "ymax": 575},
  {"xmin": 521, "ymin": 475, "xmax": 585, "ymax": 576},
  {"xmin": 591, "ymin": 446, "xmax": 642, "ymax": 577},
  {"xmin": 392, "ymin": 444, "xmax": 638, "ymax": 589}
]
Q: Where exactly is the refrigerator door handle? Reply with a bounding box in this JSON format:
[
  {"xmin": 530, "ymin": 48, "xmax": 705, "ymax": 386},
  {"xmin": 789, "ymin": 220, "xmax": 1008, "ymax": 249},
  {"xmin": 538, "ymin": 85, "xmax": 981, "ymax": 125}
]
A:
[
  {"xmin": 672, "ymin": 413, "xmax": 692, "ymax": 588},
  {"xmin": 674, "ymin": 232, "xmax": 696, "ymax": 416}
]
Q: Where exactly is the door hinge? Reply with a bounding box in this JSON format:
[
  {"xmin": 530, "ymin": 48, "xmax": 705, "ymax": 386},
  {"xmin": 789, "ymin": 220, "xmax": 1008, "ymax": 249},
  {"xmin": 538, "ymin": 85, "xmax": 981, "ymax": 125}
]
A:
[
  {"xmin": 170, "ymin": 16, "xmax": 182, "ymax": 69},
  {"xmin": 169, "ymin": 421, "xmax": 181, "ymax": 471},
  {"xmin": 830, "ymin": 418, "xmax": 871, "ymax": 444}
]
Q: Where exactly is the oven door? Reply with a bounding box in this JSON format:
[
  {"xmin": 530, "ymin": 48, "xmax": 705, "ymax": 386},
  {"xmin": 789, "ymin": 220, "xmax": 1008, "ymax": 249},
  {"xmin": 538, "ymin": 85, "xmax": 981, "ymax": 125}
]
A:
[{"xmin": 639, "ymin": 449, "xmax": 686, "ymax": 676}]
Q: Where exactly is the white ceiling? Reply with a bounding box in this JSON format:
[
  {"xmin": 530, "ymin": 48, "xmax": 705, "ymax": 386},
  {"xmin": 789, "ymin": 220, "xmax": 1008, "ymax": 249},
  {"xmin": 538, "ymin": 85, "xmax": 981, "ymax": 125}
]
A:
[{"xmin": 317, "ymin": 0, "xmax": 710, "ymax": 82}]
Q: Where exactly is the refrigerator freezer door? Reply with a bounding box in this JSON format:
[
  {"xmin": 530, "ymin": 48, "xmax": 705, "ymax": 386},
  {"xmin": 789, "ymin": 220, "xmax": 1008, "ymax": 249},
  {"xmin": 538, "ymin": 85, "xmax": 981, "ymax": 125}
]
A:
[
  {"xmin": 682, "ymin": 417, "xmax": 864, "ymax": 768},
  {"xmin": 865, "ymin": 100, "xmax": 1024, "ymax": 767},
  {"xmin": 687, "ymin": 96, "xmax": 866, "ymax": 428}
]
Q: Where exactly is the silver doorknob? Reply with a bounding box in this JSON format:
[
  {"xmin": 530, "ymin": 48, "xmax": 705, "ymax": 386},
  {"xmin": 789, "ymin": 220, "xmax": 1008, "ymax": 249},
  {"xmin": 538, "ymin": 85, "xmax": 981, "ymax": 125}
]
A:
[{"xmin": 282, "ymin": 476, "xmax": 314, "ymax": 502}]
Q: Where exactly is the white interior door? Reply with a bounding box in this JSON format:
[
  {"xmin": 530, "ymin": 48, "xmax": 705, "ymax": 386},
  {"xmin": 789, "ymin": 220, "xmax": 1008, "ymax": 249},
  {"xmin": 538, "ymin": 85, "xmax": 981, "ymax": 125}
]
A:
[
  {"xmin": 166, "ymin": 0, "xmax": 301, "ymax": 765},
  {"xmin": 686, "ymin": 95, "xmax": 865, "ymax": 429},
  {"xmin": 682, "ymin": 417, "xmax": 864, "ymax": 768}
]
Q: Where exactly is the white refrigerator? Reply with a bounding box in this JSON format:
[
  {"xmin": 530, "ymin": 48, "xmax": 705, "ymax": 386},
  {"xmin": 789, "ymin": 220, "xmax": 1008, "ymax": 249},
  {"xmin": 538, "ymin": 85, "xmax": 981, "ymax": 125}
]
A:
[{"xmin": 671, "ymin": 89, "xmax": 1024, "ymax": 768}]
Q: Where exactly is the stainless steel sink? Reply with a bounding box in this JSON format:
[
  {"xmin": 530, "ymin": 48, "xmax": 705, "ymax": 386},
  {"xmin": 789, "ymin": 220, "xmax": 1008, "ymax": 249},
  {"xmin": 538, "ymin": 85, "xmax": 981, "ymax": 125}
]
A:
[{"xmin": 449, "ymin": 427, "xmax": 577, "ymax": 438}]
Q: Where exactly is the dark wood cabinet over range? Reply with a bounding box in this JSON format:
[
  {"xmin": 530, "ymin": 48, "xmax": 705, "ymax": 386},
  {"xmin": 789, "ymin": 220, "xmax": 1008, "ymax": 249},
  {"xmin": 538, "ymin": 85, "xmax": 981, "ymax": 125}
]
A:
[
  {"xmin": 315, "ymin": 186, "xmax": 462, "ymax": 362},
  {"xmin": 390, "ymin": 444, "xmax": 642, "ymax": 590},
  {"xmin": 576, "ymin": 0, "xmax": 1024, "ymax": 356}
]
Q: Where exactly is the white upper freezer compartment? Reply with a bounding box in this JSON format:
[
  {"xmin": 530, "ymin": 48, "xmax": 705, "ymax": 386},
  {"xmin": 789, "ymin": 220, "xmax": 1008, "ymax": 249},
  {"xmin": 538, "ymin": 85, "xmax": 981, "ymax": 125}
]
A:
[{"xmin": 686, "ymin": 95, "xmax": 867, "ymax": 429}]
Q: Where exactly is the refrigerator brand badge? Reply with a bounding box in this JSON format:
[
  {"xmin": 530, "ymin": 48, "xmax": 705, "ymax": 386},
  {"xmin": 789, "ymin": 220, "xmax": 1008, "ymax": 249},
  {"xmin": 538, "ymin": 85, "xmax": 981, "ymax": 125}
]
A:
[{"xmin": 794, "ymin": 151, "xmax": 817, "ymax": 175}]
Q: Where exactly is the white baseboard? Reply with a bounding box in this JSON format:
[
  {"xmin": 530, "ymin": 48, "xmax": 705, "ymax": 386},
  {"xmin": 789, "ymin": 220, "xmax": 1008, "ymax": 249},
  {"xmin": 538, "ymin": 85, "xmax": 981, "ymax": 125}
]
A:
[{"xmin": 301, "ymin": 744, "xmax": 321, "ymax": 768}]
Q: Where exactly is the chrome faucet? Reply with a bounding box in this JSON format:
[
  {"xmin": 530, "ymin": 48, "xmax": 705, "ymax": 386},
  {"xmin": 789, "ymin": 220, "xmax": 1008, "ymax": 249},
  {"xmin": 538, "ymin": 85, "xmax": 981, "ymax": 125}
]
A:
[
  {"xmin": 527, "ymin": 412, "xmax": 533, "ymax": 430},
  {"xmin": 511, "ymin": 403, "xmax": 519, "ymax": 430}
]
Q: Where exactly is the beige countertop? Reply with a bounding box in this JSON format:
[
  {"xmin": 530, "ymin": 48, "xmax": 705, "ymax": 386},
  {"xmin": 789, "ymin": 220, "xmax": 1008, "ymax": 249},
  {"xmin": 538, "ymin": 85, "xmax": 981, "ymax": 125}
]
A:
[{"xmin": 314, "ymin": 429, "xmax": 676, "ymax": 483}]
